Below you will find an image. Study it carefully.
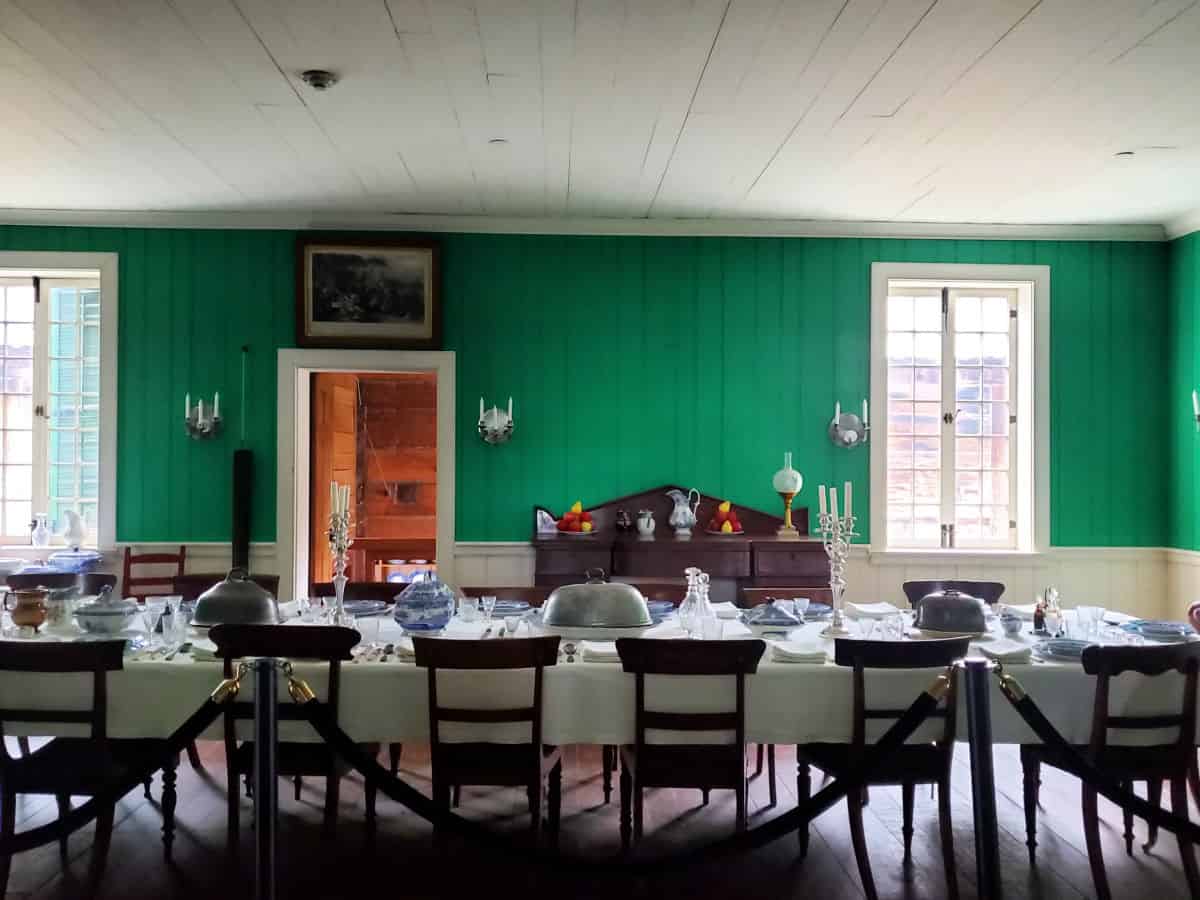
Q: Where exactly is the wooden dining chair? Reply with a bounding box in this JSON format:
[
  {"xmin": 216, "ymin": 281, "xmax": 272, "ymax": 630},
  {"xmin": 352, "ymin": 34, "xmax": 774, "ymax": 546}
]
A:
[
  {"xmin": 0, "ymin": 640, "xmax": 180, "ymax": 895},
  {"xmin": 122, "ymin": 545, "xmax": 186, "ymax": 603},
  {"xmin": 173, "ymin": 572, "xmax": 279, "ymax": 603},
  {"xmin": 797, "ymin": 637, "xmax": 969, "ymax": 900},
  {"xmin": 901, "ymin": 580, "xmax": 1005, "ymax": 609},
  {"xmin": 1020, "ymin": 642, "xmax": 1200, "ymax": 900},
  {"xmin": 209, "ymin": 625, "xmax": 378, "ymax": 854},
  {"xmin": 308, "ymin": 580, "xmax": 399, "ymax": 603},
  {"xmin": 614, "ymin": 638, "xmax": 766, "ymax": 850},
  {"xmin": 412, "ymin": 635, "xmax": 563, "ymax": 846},
  {"xmin": 79, "ymin": 573, "xmax": 118, "ymax": 595}
]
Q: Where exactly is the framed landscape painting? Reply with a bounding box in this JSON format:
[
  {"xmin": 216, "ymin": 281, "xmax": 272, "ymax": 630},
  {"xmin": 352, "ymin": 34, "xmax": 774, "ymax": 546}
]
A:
[{"xmin": 296, "ymin": 236, "xmax": 441, "ymax": 349}]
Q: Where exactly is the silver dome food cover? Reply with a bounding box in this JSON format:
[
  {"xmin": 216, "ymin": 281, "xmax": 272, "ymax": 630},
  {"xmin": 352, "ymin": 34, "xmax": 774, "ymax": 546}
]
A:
[
  {"xmin": 542, "ymin": 578, "xmax": 652, "ymax": 628},
  {"xmin": 192, "ymin": 568, "xmax": 280, "ymax": 627}
]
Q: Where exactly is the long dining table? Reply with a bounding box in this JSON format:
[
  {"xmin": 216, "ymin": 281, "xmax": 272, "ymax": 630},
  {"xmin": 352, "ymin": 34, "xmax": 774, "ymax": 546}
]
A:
[{"xmin": 1, "ymin": 608, "xmax": 1191, "ymax": 750}]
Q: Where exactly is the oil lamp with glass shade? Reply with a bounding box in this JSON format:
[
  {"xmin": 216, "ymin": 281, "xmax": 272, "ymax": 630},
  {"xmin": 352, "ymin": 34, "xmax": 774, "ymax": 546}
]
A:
[{"xmin": 772, "ymin": 452, "xmax": 803, "ymax": 540}]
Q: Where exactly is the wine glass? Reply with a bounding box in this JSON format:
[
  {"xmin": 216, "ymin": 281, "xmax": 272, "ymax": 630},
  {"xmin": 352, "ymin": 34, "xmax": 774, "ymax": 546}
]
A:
[
  {"xmin": 482, "ymin": 595, "xmax": 497, "ymax": 624},
  {"xmin": 793, "ymin": 597, "xmax": 811, "ymax": 624},
  {"xmin": 143, "ymin": 598, "xmax": 168, "ymax": 648}
]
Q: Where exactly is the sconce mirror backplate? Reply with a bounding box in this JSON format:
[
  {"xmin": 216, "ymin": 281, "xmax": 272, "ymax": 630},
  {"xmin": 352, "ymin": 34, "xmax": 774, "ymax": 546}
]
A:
[{"xmin": 829, "ymin": 413, "xmax": 868, "ymax": 449}]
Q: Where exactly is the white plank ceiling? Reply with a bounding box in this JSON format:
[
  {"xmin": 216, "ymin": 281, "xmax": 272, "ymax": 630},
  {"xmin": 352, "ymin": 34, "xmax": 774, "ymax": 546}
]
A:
[{"xmin": 0, "ymin": 0, "xmax": 1197, "ymax": 228}]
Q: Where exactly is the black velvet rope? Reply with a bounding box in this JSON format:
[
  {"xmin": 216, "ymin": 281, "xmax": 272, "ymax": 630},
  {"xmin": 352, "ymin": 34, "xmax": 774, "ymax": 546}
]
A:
[
  {"xmin": 0, "ymin": 698, "xmax": 226, "ymax": 856},
  {"xmin": 995, "ymin": 674, "xmax": 1200, "ymax": 845},
  {"xmin": 297, "ymin": 686, "xmax": 943, "ymax": 872}
]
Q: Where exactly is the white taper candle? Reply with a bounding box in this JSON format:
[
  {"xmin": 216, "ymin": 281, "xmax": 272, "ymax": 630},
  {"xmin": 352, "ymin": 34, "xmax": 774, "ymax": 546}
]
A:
[
  {"xmin": 862, "ymin": 399, "xmax": 868, "ymax": 425},
  {"xmin": 844, "ymin": 481, "xmax": 852, "ymax": 519},
  {"xmin": 214, "ymin": 392, "xmax": 220, "ymax": 419},
  {"xmin": 818, "ymin": 484, "xmax": 827, "ymax": 517},
  {"xmin": 830, "ymin": 487, "xmax": 839, "ymax": 521},
  {"xmin": 185, "ymin": 392, "xmax": 190, "ymax": 419}
]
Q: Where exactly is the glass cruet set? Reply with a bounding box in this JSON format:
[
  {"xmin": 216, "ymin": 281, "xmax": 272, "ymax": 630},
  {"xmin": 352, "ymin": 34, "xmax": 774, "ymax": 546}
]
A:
[{"xmin": 678, "ymin": 565, "xmax": 716, "ymax": 638}]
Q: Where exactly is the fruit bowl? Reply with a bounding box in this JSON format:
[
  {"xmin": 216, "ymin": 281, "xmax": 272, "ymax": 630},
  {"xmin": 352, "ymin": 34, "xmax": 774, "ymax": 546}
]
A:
[
  {"xmin": 706, "ymin": 499, "xmax": 742, "ymax": 535},
  {"xmin": 555, "ymin": 499, "xmax": 596, "ymax": 536},
  {"xmin": 556, "ymin": 527, "xmax": 599, "ymax": 537},
  {"xmin": 704, "ymin": 528, "xmax": 744, "ymax": 536}
]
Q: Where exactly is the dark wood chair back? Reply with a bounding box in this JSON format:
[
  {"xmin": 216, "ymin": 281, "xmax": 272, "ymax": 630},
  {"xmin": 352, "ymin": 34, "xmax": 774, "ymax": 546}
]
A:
[
  {"xmin": 742, "ymin": 587, "xmax": 834, "ymax": 608},
  {"xmin": 459, "ymin": 585, "xmax": 553, "ymax": 607},
  {"xmin": 6, "ymin": 572, "xmax": 79, "ymax": 591},
  {"xmin": 174, "ymin": 573, "xmax": 279, "ymax": 603},
  {"xmin": 833, "ymin": 638, "xmax": 970, "ymax": 750},
  {"xmin": 616, "ymin": 639, "xmax": 765, "ymax": 747},
  {"xmin": 902, "ymin": 580, "xmax": 1005, "ymax": 608},
  {"xmin": 122, "ymin": 546, "xmax": 186, "ymax": 602},
  {"xmin": 0, "ymin": 640, "xmax": 125, "ymax": 761},
  {"xmin": 1079, "ymin": 643, "xmax": 1200, "ymax": 756},
  {"xmin": 413, "ymin": 636, "xmax": 560, "ymax": 747},
  {"xmin": 80, "ymin": 573, "xmax": 118, "ymax": 595},
  {"xmin": 308, "ymin": 581, "xmax": 401, "ymax": 603}
]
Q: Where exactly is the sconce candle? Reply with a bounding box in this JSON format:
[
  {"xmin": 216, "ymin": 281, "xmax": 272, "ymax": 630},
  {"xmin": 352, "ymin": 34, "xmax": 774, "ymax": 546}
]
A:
[{"xmin": 478, "ymin": 395, "xmax": 515, "ymax": 444}]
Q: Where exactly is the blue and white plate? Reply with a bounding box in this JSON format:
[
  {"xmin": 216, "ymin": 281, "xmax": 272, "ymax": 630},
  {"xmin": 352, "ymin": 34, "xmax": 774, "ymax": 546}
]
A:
[
  {"xmin": 1121, "ymin": 620, "xmax": 1195, "ymax": 642},
  {"xmin": 490, "ymin": 599, "xmax": 532, "ymax": 615},
  {"xmin": 803, "ymin": 602, "xmax": 832, "ymax": 619},
  {"xmin": 1032, "ymin": 638, "xmax": 1091, "ymax": 662},
  {"xmin": 343, "ymin": 600, "xmax": 390, "ymax": 618}
]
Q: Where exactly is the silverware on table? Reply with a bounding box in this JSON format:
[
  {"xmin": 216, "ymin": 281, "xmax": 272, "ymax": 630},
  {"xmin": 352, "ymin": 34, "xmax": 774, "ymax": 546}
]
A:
[
  {"xmin": 481, "ymin": 625, "xmax": 493, "ymax": 639},
  {"xmin": 163, "ymin": 642, "xmax": 191, "ymax": 661},
  {"xmin": 381, "ymin": 643, "xmax": 394, "ymax": 663}
]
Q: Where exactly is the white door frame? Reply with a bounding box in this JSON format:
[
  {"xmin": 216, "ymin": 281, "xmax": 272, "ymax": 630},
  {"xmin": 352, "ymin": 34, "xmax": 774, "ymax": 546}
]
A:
[{"xmin": 276, "ymin": 348, "xmax": 456, "ymax": 601}]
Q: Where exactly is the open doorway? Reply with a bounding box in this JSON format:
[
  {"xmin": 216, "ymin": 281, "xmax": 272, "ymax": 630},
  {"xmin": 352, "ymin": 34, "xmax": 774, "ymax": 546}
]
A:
[{"xmin": 309, "ymin": 371, "xmax": 438, "ymax": 585}]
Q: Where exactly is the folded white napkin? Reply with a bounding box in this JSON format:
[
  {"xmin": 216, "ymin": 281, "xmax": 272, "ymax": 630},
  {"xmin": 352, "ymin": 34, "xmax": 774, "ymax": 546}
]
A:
[
  {"xmin": 771, "ymin": 641, "xmax": 828, "ymax": 664},
  {"xmin": 710, "ymin": 601, "xmax": 740, "ymax": 620},
  {"xmin": 277, "ymin": 599, "xmax": 301, "ymax": 619},
  {"xmin": 977, "ymin": 639, "xmax": 1033, "ymax": 663},
  {"xmin": 580, "ymin": 641, "xmax": 621, "ymax": 663},
  {"xmin": 1003, "ymin": 603, "xmax": 1038, "ymax": 620},
  {"xmin": 1102, "ymin": 611, "xmax": 1137, "ymax": 625},
  {"xmin": 189, "ymin": 638, "xmax": 219, "ymax": 661},
  {"xmin": 847, "ymin": 601, "xmax": 901, "ymax": 619}
]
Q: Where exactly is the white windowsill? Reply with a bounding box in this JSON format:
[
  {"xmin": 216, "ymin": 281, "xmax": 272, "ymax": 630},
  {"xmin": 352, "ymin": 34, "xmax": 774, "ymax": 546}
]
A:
[{"xmin": 866, "ymin": 548, "xmax": 1044, "ymax": 564}]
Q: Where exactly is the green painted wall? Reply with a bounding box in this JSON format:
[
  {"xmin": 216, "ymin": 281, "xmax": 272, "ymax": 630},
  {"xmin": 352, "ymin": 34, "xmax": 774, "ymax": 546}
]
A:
[
  {"xmin": 1169, "ymin": 231, "xmax": 1200, "ymax": 550},
  {"xmin": 0, "ymin": 226, "xmax": 1169, "ymax": 546}
]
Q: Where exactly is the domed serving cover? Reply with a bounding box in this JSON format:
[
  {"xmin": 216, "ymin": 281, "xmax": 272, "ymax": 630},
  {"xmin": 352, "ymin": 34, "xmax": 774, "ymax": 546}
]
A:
[
  {"xmin": 192, "ymin": 568, "xmax": 279, "ymax": 627},
  {"xmin": 914, "ymin": 588, "xmax": 987, "ymax": 633}
]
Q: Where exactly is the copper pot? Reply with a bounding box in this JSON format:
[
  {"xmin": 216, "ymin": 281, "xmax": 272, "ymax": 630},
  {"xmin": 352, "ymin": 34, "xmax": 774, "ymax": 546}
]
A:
[{"xmin": 10, "ymin": 588, "xmax": 48, "ymax": 631}]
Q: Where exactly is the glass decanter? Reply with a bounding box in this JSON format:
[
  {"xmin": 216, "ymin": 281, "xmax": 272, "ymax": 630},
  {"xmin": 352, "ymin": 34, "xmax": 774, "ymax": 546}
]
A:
[{"xmin": 678, "ymin": 566, "xmax": 703, "ymax": 636}]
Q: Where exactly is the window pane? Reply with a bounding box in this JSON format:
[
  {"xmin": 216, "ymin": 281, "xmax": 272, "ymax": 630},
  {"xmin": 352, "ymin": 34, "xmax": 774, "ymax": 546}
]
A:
[
  {"xmin": 79, "ymin": 502, "xmax": 98, "ymax": 531},
  {"xmin": 4, "ymin": 501, "xmax": 30, "ymax": 537},
  {"xmin": 913, "ymin": 333, "xmax": 940, "ymax": 366},
  {"xmin": 913, "ymin": 402, "xmax": 940, "ymax": 435},
  {"xmin": 982, "ymin": 403, "xmax": 1010, "ymax": 436},
  {"xmin": 956, "ymin": 296, "xmax": 981, "ymax": 331},
  {"xmin": 5, "ymin": 465, "xmax": 31, "ymax": 500},
  {"xmin": 50, "ymin": 288, "xmax": 77, "ymax": 322},
  {"xmin": 48, "ymin": 464, "xmax": 76, "ymax": 499},
  {"xmin": 49, "ymin": 395, "xmax": 78, "ymax": 427},
  {"xmin": 81, "ymin": 290, "xmax": 100, "ymax": 322},
  {"xmin": 49, "ymin": 324, "xmax": 77, "ymax": 357},
  {"xmin": 981, "ymin": 296, "xmax": 1009, "ymax": 332},
  {"xmin": 887, "ymin": 437, "xmax": 913, "ymax": 469},
  {"xmin": 80, "ymin": 397, "xmax": 99, "ymax": 427},
  {"xmin": 80, "ymin": 464, "xmax": 98, "ymax": 499},
  {"xmin": 80, "ymin": 430, "xmax": 98, "ymax": 463},
  {"xmin": 956, "ymin": 437, "xmax": 981, "ymax": 469},
  {"xmin": 982, "ymin": 367, "xmax": 1008, "ymax": 401},
  {"xmin": 888, "ymin": 296, "xmax": 913, "ymax": 331},
  {"xmin": 955, "ymin": 403, "xmax": 981, "ymax": 435},
  {"xmin": 888, "ymin": 401, "xmax": 913, "ymax": 434},
  {"xmin": 50, "ymin": 359, "xmax": 79, "ymax": 393},
  {"xmin": 3, "ymin": 359, "xmax": 31, "ymax": 394},
  {"xmin": 981, "ymin": 437, "xmax": 1009, "ymax": 470},
  {"xmin": 955, "ymin": 333, "xmax": 981, "ymax": 366},
  {"xmin": 981, "ymin": 333, "xmax": 1009, "ymax": 366},
  {"xmin": 82, "ymin": 325, "xmax": 100, "ymax": 360},
  {"xmin": 956, "ymin": 505, "xmax": 981, "ymax": 540},
  {"xmin": 914, "ymin": 470, "xmax": 939, "ymax": 504},
  {"xmin": 914, "ymin": 506, "xmax": 940, "ymax": 543},
  {"xmin": 913, "ymin": 437, "xmax": 940, "ymax": 468},
  {"xmin": 983, "ymin": 471, "xmax": 1009, "ymax": 505},
  {"xmin": 956, "ymin": 368, "xmax": 981, "ymax": 401},
  {"xmin": 889, "ymin": 469, "xmax": 913, "ymax": 503},
  {"xmin": 980, "ymin": 506, "xmax": 1009, "ymax": 540},
  {"xmin": 888, "ymin": 367, "xmax": 914, "ymax": 400},
  {"xmin": 5, "ymin": 287, "xmax": 34, "ymax": 322},
  {"xmin": 49, "ymin": 430, "xmax": 77, "ymax": 464},
  {"xmin": 913, "ymin": 296, "xmax": 941, "ymax": 331},
  {"xmin": 82, "ymin": 363, "xmax": 100, "ymax": 395},
  {"xmin": 887, "ymin": 505, "xmax": 914, "ymax": 542},
  {"xmin": 914, "ymin": 367, "xmax": 940, "ymax": 401},
  {"xmin": 4, "ymin": 431, "xmax": 30, "ymax": 465},
  {"xmin": 887, "ymin": 332, "xmax": 914, "ymax": 366},
  {"xmin": 4, "ymin": 324, "xmax": 32, "ymax": 358},
  {"xmin": 4, "ymin": 396, "xmax": 30, "ymax": 429},
  {"xmin": 956, "ymin": 471, "xmax": 981, "ymax": 503}
]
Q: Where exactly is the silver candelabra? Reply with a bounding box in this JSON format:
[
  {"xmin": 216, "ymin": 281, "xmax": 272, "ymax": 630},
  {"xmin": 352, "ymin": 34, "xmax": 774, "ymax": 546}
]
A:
[
  {"xmin": 818, "ymin": 509, "xmax": 857, "ymax": 637},
  {"xmin": 328, "ymin": 506, "xmax": 354, "ymax": 627}
]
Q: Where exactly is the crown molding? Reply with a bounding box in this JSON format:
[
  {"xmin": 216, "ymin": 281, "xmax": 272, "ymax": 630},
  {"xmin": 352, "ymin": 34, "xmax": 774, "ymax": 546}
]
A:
[
  {"xmin": 1166, "ymin": 211, "xmax": 1200, "ymax": 240},
  {"xmin": 0, "ymin": 207, "xmax": 1168, "ymax": 242}
]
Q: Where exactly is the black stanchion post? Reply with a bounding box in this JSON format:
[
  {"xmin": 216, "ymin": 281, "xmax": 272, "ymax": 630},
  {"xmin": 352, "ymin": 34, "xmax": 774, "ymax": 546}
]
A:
[
  {"xmin": 963, "ymin": 658, "xmax": 1002, "ymax": 899},
  {"xmin": 253, "ymin": 659, "xmax": 279, "ymax": 900}
]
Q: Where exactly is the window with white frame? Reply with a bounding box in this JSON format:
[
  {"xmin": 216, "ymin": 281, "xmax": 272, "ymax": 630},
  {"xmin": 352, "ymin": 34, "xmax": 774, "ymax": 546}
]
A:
[
  {"xmin": 0, "ymin": 274, "xmax": 101, "ymax": 544},
  {"xmin": 870, "ymin": 265, "xmax": 1045, "ymax": 553}
]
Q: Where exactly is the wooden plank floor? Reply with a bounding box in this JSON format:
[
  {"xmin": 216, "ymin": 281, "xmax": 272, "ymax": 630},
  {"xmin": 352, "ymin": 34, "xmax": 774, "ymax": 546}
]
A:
[{"xmin": 3, "ymin": 739, "xmax": 1196, "ymax": 899}]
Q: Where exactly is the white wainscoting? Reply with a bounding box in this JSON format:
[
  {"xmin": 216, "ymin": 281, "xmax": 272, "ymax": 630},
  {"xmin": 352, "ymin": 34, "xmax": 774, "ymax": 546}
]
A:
[{"xmin": 96, "ymin": 542, "xmax": 1176, "ymax": 619}]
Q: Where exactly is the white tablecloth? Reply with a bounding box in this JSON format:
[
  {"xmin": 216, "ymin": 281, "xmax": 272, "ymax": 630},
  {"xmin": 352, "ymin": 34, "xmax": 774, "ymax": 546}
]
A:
[{"xmin": 0, "ymin": 614, "xmax": 1189, "ymax": 748}]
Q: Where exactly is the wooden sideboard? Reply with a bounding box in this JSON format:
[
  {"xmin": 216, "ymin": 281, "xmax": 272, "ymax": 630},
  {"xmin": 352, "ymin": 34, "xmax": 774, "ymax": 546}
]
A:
[{"xmin": 533, "ymin": 485, "xmax": 830, "ymax": 603}]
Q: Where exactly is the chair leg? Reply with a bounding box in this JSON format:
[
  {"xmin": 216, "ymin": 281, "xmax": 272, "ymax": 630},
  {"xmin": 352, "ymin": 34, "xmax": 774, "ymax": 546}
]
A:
[
  {"xmin": 162, "ymin": 756, "xmax": 178, "ymax": 861},
  {"xmin": 754, "ymin": 743, "xmax": 764, "ymax": 777},
  {"xmin": 619, "ymin": 759, "xmax": 632, "ymax": 852},
  {"xmin": 1121, "ymin": 780, "xmax": 1135, "ymax": 856},
  {"xmin": 633, "ymin": 767, "xmax": 645, "ymax": 841},
  {"xmin": 432, "ymin": 779, "xmax": 450, "ymax": 849},
  {"xmin": 529, "ymin": 772, "xmax": 544, "ymax": 845},
  {"xmin": 1172, "ymin": 776, "xmax": 1200, "ymax": 897},
  {"xmin": 365, "ymin": 776, "xmax": 377, "ymax": 847},
  {"xmin": 701, "ymin": 788, "xmax": 710, "ymax": 806},
  {"xmin": 452, "ymin": 785, "xmax": 461, "ymax": 808},
  {"xmin": 766, "ymin": 745, "xmax": 777, "ymax": 808},
  {"xmin": 1190, "ymin": 757, "xmax": 1200, "ymax": 811},
  {"xmin": 736, "ymin": 774, "xmax": 747, "ymax": 833},
  {"xmin": 143, "ymin": 776, "xmax": 153, "ymax": 800},
  {"xmin": 901, "ymin": 782, "xmax": 915, "ymax": 862},
  {"xmin": 0, "ymin": 789, "xmax": 14, "ymax": 895},
  {"xmin": 16, "ymin": 737, "xmax": 29, "ymax": 757},
  {"xmin": 797, "ymin": 760, "xmax": 811, "ymax": 858},
  {"xmin": 1021, "ymin": 753, "xmax": 1040, "ymax": 863},
  {"xmin": 847, "ymin": 784, "xmax": 878, "ymax": 900},
  {"xmin": 85, "ymin": 804, "xmax": 115, "ymax": 895},
  {"xmin": 226, "ymin": 760, "xmax": 240, "ymax": 858},
  {"xmin": 548, "ymin": 760, "xmax": 562, "ymax": 848},
  {"xmin": 388, "ymin": 743, "xmax": 402, "ymax": 777},
  {"xmin": 186, "ymin": 740, "xmax": 203, "ymax": 771},
  {"xmin": 322, "ymin": 774, "xmax": 340, "ymax": 836},
  {"xmin": 1082, "ymin": 786, "xmax": 1112, "ymax": 900},
  {"xmin": 293, "ymin": 775, "xmax": 303, "ymax": 802},
  {"xmin": 938, "ymin": 777, "xmax": 959, "ymax": 900},
  {"xmin": 1145, "ymin": 778, "xmax": 1163, "ymax": 852},
  {"xmin": 602, "ymin": 745, "xmax": 614, "ymax": 804},
  {"xmin": 55, "ymin": 793, "xmax": 70, "ymax": 859}
]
